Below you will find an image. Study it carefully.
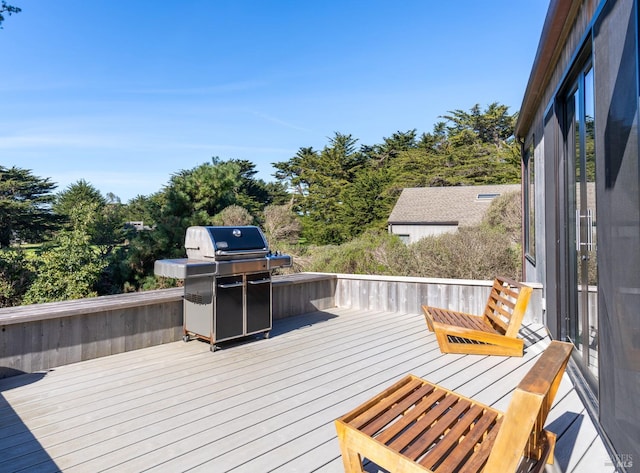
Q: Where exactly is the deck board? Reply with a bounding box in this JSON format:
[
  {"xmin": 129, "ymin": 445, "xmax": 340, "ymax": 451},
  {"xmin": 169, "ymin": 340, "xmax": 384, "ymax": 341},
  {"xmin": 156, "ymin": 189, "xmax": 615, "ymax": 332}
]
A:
[{"xmin": 0, "ymin": 307, "xmax": 613, "ymax": 472}]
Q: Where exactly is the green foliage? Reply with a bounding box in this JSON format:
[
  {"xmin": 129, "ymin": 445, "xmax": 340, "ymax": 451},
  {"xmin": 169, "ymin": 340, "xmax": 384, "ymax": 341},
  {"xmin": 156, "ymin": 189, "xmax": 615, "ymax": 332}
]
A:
[
  {"xmin": 0, "ymin": 1, "xmax": 21, "ymax": 28},
  {"xmin": 0, "ymin": 165, "xmax": 58, "ymax": 246},
  {"xmin": 229, "ymin": 159, "xmax": 288, "ymax": 215},
  {"xmin": 274, "ymin": 133, "xmax": 366, "ymax": 244},
  {"xmin": 440, "ymin": 103, "xmax": 516, "ymax": 148},
  {"xmin": 483, "ymin": 191, "xmax": 521, "ymax": 244},
  {"xmin": 405, "ymin": 226, "xmax": 520, "ymax": 280},
  {"xmin": 123, "ymin": 193, "xmax": 163, "ymax": 226},
  {"xmin": 166, "ymin": 158, "xmax": 242, "ymax": 225},
  {"xmin": 54, "ymin": 179, "xmax": 130, "ymax": 256},
  {"xmin": 54, "ymin": 179, "xmax": 106, "ymax": 217},
  {"xmin": 302, "ymin": 230, "xmax": 410, "ymax": 275},
  {"xmin": 0, "ymin": 247, "xmax": 33, "ymax": 307},
  {"xmin": 338, "ymin": 165, "xmax": 396, "ymax": 237},
  {"xmin": 23, "ymin": 203, "xmax": 109, "ymax": 303}
]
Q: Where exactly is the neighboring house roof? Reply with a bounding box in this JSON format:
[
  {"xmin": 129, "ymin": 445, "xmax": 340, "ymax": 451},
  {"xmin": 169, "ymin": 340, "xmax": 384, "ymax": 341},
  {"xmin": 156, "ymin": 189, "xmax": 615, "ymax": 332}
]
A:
[{"xmin": 388, "ymin": 184, "xmax": 521, "ymax": 226}]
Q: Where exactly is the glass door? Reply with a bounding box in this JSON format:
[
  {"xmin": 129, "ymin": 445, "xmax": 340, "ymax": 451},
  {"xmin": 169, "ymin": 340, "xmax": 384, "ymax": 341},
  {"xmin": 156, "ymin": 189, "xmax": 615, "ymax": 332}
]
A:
[{"xmin": 566, "ymin": 65, "xmax": 599, "ymax": 390}]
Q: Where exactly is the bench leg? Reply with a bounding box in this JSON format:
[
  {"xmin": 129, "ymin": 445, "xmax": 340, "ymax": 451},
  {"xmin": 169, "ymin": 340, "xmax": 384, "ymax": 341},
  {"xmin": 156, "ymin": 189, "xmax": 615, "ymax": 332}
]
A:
[
  {"xmin": 339, "ymin": 445, "xmax": 364, "ymax": 472},
  {"xmin": 335, "ymin": 421, "xmax": 365, "ymax": 472},
  {"xmin": 543, "ymin": 430, "xmax": 557, "ymax": 465}
]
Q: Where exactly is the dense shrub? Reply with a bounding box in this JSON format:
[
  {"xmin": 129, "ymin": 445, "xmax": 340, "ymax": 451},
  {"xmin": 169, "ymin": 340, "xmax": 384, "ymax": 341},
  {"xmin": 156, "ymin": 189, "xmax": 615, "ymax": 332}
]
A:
[
  {"xmin": 406, "ymin": 225, "xmax": 520, "ymax": 280},
  {"xmin": 212, "ymin": 205, "xmax": 254, "ymax": 226},
  {"xmin": 483, "ymin": 191, "xmax": 521, "ymax": 244},
  {"xmin": 262, "ymin": 203, "xmax": 302, "ymax": 245},
  {"xmin": 301, "ymin": 230, "xmax": 410, "ymax": 275}
]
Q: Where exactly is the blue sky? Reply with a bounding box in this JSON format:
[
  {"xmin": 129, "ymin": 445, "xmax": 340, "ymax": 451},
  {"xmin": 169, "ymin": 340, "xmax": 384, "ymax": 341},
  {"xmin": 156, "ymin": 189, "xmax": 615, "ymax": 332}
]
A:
[{"xmin": 2, "ymin": 1, "xmax": 549, "ymax": 202}]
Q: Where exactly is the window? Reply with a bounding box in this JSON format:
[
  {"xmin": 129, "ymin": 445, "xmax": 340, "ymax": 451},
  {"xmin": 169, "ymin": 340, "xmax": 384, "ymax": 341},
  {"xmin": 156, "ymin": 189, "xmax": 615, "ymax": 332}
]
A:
[{"xmin": 524, "ymin": 142, "xmax": 535, "ymax": 262}]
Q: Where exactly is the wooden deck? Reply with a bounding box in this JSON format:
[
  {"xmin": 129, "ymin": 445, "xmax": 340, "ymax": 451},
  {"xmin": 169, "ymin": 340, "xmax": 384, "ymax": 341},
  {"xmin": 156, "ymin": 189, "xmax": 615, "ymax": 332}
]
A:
[{"xmin": 0, "ymin": 307, "xmax": 614, "ymax": 472}]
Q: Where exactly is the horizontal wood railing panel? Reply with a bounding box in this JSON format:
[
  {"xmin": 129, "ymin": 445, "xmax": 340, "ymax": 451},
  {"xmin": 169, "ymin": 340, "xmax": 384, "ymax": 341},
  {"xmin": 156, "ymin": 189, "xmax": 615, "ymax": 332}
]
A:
[
  {"xmin": 0, "ymin": 274, "xmax": 337, "ymax": 378},
  {"xmin": 332, "ymin": 273, "xmax": 543, "ymax": 326},
  {"xmin": 0, "ymin": 273, "xmax": 543, "ymax": 378}
]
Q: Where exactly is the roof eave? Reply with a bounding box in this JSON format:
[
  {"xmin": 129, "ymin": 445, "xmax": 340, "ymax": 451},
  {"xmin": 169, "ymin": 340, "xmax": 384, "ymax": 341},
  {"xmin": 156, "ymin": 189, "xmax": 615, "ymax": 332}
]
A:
[{"xmin": 515, "ymin": 0, "xmax": 581, "ymax": 139}]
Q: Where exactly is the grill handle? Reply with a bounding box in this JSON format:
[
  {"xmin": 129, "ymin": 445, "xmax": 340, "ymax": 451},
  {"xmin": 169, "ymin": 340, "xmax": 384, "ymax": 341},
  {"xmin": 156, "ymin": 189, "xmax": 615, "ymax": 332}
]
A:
[
  {"xmin": 217, "ymin": 281, "xmax": 244, "ymax": 289},
  {"xmin": 214, "ymin": 249, "xmax": 268, "ymax": 257},
  {"xmin": 248, "ymin": 278, "xmax": 271, "ymax": 285}
]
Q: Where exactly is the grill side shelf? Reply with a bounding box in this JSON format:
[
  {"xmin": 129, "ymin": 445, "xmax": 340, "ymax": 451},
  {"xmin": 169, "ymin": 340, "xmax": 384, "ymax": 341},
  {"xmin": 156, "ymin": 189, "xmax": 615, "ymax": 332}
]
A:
[{"xmin": 154, "ymin": 259, "xmax": 218, "ymax": 279}]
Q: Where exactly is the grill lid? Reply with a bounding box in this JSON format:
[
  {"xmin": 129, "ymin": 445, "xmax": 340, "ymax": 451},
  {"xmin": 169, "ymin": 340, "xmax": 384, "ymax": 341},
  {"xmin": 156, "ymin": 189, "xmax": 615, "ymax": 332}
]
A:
[{"xmin": 185, "ymin": 226, "xmax": 268, "ymax": 260}]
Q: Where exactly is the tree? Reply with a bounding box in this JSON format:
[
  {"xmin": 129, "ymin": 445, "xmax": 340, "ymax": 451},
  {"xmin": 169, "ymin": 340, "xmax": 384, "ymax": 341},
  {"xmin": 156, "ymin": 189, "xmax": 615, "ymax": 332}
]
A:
[
  {"xmin": 0, "ymin": 247, "xmax": 33, "ymax": 307},
  {"xmin": 54, "ymin": 179, "xmax": 106, "ymax": 217},
  {"xmin": 23, "ymin": 202, "xmax": 108, "ymax": 304},
  {"xmin": 123, "ymin": 193, "xmax": 163, "ymax": 227},
  {"xmin": 0, "ymin": 166, "xmax": 58, "ymax": 246},
  {"xmin": 273, "ymin": 133, "xmax": 365, "ymax": 244},
  {"xmin": 361, "ymin": 129, "xmax": 418, "ymax": 166},
  {"xmin": 54, "ymin": 179, "xmax": 128, "ymax": 258},
  {"xmin": 0, "ymin": 1, "xmax": 20, "ymax": 28},
  {"xmin": 441, "ymin": 102, "xmax": 516, "ymax": 148},
  {"xmin": 338, "ymin": 165, "xmax": 395, "ymax": 238},
  {"xmin": 166, "ymin": 158, "xmax": 242, "ymax": 226},
  {"xmin": 273, "ymin": 104, "xmax": 519, "ymax": 246},
  {"xmin": 228, "ymin": 159, "xmax": 288, "ymax": 214}
]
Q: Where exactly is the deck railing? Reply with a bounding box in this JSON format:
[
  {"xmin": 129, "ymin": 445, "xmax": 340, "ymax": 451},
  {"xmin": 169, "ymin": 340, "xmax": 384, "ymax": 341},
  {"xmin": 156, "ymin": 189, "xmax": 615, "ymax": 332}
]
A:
[{"xmin": 0, "ymin": 273, "xmax": 542, "ymax": 378}]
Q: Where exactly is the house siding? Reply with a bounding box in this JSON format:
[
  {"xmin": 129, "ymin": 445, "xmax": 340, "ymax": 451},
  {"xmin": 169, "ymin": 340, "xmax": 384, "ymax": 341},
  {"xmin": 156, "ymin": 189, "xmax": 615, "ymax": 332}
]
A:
[{"xmin": 518, "ymin": 0, "xmax": 640, "ymax": 464}]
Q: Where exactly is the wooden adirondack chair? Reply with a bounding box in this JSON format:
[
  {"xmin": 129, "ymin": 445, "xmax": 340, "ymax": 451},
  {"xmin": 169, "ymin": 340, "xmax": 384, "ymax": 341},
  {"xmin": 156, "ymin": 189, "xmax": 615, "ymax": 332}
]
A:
[
  {"xmin": 423, "ymin": 277, "xmax": 533, "ymax": 357},
  {"xmin": 335, "ymin": 340, "xmax": 573, "ymax": 472}
]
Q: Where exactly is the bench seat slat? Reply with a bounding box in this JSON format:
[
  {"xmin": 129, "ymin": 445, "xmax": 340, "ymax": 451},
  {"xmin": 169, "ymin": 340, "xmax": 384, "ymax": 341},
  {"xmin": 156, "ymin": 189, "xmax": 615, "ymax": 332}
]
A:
[
  {"xmin": 361, "ymin": 383, "xmax": 437, "ymax": 437},
  {"xmin": 419, "ymin": 404, "xmax": 486, "ymax": 469},
  {"xmin": 401, "ymin": 397, "xmax": 473, "ymax": 461},
  {"xmin": 375, "ymin": 387, "xmax": 448, "ymax": 444},
  {"xmin": 435, "ymin": 409, "xmax": 502, "ymax": 472},
  {"xmin": 387, "ymin": 391, "xmax": 459, "ymax": 453},
  {"xmin": 429, "ymin": 308, "xmax": 496, "ymax": 333},
  {"xmin": 457, "ymin": 417, "xmax": 504, "ymax": 473},
  {"xmin": 349, "ymin": 377, "xmax": 424, "ymax": 430}
]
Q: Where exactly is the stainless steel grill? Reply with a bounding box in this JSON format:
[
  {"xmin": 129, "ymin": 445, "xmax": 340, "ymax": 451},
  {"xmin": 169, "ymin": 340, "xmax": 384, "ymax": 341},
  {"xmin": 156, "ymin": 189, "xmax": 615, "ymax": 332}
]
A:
[{"xmin": 154, "ymin": 225, "xmax": 292, "ymax": 351}]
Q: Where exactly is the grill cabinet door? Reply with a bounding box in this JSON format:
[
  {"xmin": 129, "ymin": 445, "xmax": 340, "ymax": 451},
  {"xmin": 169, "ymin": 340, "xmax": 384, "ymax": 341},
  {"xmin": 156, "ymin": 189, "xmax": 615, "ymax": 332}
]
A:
[
  {"xmin": 183, "ymin": 276, "xmax": 213, "ymax": 340},
  {"xmin": 215, "ymin": 275, "xmax": 244, "ymax": 341},
  {"xmin": 246, "ymin": 272, "xmax": 271, "ymax": 334}
]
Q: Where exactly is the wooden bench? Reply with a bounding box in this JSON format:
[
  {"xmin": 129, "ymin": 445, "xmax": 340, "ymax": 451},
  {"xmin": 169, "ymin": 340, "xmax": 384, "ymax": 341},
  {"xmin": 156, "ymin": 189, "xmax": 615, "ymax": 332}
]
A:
[
  {"xmin": 334, "ymin": 340, "xmax": 573, "ymax": 472},
  {"xmin": 422, "ymin": 277, "xmax": 533, "ymax": 357}
]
